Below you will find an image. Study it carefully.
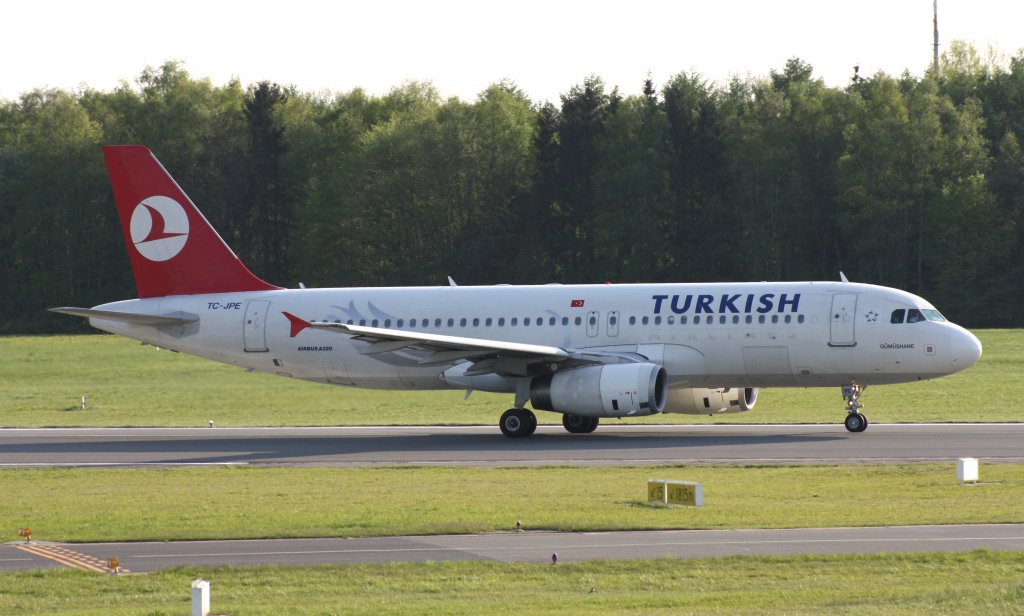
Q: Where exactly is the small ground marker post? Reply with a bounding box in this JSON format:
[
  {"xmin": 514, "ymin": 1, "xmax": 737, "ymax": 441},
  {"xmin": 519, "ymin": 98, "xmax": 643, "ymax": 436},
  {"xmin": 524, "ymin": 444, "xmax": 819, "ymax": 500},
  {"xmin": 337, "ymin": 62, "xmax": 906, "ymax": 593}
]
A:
[
  {"xmin": 192, "ymin": 579, "xmax": 210, "ymax": 616},
  {"xmin": 106, "ymin": 557, "xmax": 120, "ymax": 574},
  {"xmin": 957, "ymin": 458, "xmax": 979, "ymax": 484}
]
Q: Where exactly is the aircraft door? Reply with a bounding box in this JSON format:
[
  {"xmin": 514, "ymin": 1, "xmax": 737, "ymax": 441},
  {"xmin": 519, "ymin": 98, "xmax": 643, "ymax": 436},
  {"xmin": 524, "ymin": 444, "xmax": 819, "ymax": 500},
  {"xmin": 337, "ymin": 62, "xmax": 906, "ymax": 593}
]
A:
[
  {"xmin": 829, "ymin": 294, "xmax": 858, "ymax": 347},
  {"xmin": 243, "ymin": 300, "xmax": 270, "ymax": 352},
  {"xmin": 586, "ymin": 311, "xmax": 600, "ymax": 337}
]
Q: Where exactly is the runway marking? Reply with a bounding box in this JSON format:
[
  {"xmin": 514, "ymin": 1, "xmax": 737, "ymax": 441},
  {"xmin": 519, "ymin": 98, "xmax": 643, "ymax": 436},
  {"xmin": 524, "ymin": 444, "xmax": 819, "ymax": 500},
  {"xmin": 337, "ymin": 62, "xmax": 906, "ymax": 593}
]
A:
[{"xmin": 16, "ymin": 544, "xmax": 128, "ymax": 574}]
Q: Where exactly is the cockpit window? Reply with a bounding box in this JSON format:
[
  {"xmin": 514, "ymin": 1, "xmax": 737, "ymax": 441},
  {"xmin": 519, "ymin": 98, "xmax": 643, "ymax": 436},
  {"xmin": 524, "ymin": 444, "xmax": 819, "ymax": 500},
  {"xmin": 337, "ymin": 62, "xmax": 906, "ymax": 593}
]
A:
[
  {"xmin": 922, "ymin": 309, "xmax": 946, "ymax": 322},
  {"xmin": 890, "ymin": 309, "xmax": 905, "ymax": 324},
  {"xmin": 906, "ymin": 309, "xmax": 926, "ymax": 323}
]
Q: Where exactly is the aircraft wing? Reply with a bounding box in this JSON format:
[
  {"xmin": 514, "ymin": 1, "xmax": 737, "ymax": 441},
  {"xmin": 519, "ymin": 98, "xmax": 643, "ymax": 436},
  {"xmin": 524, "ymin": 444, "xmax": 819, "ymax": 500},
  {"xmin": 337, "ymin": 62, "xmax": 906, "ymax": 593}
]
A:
[
  {"xmin": 50, "ymin": 307, "xmax": 199, "ymax": 327},
  {"xmin": 283, "ymin": 311, "xmax": 620, "ymax": 376}
]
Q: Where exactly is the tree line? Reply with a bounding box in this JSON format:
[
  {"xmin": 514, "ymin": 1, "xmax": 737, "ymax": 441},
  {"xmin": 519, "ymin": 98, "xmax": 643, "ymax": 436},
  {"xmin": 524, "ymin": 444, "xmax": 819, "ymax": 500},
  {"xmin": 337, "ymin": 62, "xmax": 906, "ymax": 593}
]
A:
[{"xmin": 1, "ymin": 43, "xmax": 1022, "ymax": 333}]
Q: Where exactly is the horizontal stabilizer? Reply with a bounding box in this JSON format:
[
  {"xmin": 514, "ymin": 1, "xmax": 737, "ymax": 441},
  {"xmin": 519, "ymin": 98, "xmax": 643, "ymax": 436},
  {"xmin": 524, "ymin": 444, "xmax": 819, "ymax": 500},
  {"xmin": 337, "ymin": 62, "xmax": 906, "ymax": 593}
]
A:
[{"xmin": 49, "ymin": 307, "xmax": 198, "ymax": 327}]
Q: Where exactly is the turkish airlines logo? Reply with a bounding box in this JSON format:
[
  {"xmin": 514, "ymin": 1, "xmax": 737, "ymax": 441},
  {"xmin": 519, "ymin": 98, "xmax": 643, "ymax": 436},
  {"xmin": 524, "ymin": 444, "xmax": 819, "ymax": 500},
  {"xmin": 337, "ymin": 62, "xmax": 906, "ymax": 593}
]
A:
[{"xmin": 129, "ymin": 196, "xmax": 189, "ymax": 262}]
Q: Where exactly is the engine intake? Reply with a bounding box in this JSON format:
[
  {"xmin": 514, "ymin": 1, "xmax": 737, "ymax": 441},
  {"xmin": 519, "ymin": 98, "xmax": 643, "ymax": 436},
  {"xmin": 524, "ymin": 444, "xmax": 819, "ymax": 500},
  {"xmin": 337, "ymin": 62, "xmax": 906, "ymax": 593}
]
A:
[{"xmin": 531, "ymin": 363, "xmax": 667, "ymax": 417}]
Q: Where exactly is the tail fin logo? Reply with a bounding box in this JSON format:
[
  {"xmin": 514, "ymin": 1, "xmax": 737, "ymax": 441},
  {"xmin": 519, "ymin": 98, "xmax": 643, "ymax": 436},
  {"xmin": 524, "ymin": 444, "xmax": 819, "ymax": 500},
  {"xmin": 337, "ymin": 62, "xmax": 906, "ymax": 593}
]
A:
[{"xmin": 129, "ymin": 196, "xmax": 189, "ymax": 262}]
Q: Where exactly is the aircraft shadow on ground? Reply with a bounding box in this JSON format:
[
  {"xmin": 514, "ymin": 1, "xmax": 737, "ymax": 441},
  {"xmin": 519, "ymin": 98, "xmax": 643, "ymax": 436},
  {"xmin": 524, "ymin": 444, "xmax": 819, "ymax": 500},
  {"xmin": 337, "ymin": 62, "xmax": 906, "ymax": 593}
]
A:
[{"xmin": 0, "ymin": 430, "xmax": 847, "ymax": 465}]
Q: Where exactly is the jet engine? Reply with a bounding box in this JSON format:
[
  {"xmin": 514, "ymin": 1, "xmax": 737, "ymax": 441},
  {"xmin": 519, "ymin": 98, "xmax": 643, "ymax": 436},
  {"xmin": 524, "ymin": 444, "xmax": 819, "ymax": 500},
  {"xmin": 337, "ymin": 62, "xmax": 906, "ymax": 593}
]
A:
[
  {"xmin": 531, "ymin": 363, "xmax": 667, "ymax": 417},
  {"xmin": 663, "ymin": 387, "xmax": 758, "ymax": 414}
]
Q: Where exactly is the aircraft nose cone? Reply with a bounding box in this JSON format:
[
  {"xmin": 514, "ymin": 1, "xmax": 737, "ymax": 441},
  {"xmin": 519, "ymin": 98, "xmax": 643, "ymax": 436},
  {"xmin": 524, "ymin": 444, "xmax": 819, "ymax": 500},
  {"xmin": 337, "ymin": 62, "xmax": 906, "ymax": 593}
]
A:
[{"xmin": 952, "ymin": 328, "xmax": 982, "ymax": 369}]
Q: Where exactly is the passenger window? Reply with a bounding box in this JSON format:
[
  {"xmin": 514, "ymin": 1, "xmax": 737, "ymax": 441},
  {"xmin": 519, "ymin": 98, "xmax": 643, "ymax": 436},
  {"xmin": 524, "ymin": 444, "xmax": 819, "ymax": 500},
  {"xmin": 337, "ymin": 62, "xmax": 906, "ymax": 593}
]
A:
[
  {"xmin": 642, "ymin": 316, "xmax": 650, "ymax": 325},
  {"xmin": 549, "ymin": 317, "xmax": 556, "ymax": 326},
  {"xmin": 485, "ymin": 318, "xmax": 492, "ymax": 327},
  {"xmin": 384, "ymin": 319, "xmax": 391, "ymax": 327},
  {"xmin": 694, "ymin": 316, "xmax": 701, "ymax": 324},
  {"xmin": 680, "ymin": 316, "xmax": 687, "ymax": 325},
  {"xmin": 396, "ymin": 319, "xmax": 403, "ymax": 327},
  {"xmin": 654, "ymin": 316, "xmax": 662, "ymax": 325},
  {"xmin": 784, "ymin": 315, "xmax": 791, "ymax": 324},
  {"xmin": 575, "ymin": 317, "xmax": 582, "ymax": 326},
  {"xmin": 434, "ymin": 318, "xmax": 442, "ymax": 327},
  {"xmin": 719, "ymin": 316, "xmax": 726, "ymax": 324},
  {"xmin": 473, "ymin": 318, "xmax": 479, "ymax": 327},
  {"xmin": 629, "ymin": 316, "xmax": 636, "ymax": 325},
  {"xmin": 771, "ymin": 315, "xmax": 778, "ymax": 324},
  {"xmin": 611, "ymin": 315, "xmax": 619, "ymax": 326},
  {"xmin": 890, "ymin": 309, "xmax": 905, "ymax": 324},
  {"xmin": 667, "ymin": 316, "xmax": 675, "ymax": 325},
  {"xmin": 524, "ymin": 317, "xmax": 531, "ymax": 326},
  {"xmin": 536, "ymin": 318, "xmax": 543, "ymax": 327},
  {"xmin": 758, "ymin": 315, "xmax": 765, "ymax": 324},
  {"xmin": 562, "ymin": 317, "xmax": 569, "ymax": 326},
  {"xmin": 798, "ymin": 315, "xmax": 805, "ymax": 324},
  {"xmin": 498, "ymin": 318, "xmax": 505, "ymax": 326},
  {"xmin": 459, "ymin": 318, "xmax": 467, "ymax": 327},
  {"xmin": 745, "ymin": 315, "xmax": 752, "ymax": 324},
  {"xmin": 346, "ymin": 319, "xmax": 354, "ymax": 325},
  {"xmin": 447, "ymin": 318, "xmax": 454, "ymax": 327},
  {"xmin": 907, "ymin": 309, "xmax": 926, "ymax": 323}
]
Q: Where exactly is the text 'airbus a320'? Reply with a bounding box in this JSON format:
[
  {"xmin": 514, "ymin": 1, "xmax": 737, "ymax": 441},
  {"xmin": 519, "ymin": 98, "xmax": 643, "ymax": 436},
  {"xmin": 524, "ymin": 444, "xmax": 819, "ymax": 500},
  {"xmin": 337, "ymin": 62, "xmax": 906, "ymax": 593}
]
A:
[{"xmin": 53, "ymin": 146, "xmax": 983, "ymax": 436}]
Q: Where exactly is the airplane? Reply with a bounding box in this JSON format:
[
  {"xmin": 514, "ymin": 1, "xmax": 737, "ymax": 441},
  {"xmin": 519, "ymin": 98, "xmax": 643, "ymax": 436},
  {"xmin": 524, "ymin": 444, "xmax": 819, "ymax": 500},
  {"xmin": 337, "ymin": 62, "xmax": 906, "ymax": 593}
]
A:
[{"xmin": 52, "ymin": 146, "xmax": 983, "ymax": 437}]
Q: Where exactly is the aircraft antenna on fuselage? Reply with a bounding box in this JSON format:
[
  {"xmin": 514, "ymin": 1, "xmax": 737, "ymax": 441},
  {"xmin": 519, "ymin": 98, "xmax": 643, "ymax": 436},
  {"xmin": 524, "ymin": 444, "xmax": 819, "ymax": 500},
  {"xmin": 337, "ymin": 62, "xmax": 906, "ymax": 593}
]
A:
[{"xmin": 839, "ymin": 271, "xmax": 850, "ymax": 283}]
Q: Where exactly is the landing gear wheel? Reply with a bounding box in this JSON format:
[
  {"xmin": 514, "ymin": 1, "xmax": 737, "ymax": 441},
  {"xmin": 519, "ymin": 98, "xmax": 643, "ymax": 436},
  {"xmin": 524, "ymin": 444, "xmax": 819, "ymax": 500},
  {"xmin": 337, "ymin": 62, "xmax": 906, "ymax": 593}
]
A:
[
  {"xmin": 500, "ymin": 408, "xmax": 537, "ymax": 437},
  {"xmin": 562, "ymin": 414, "xmax": 587, "ymax": 433},
  {"xmin": 840, "ymin": 383, "xmax": 868, "ymax": 433},
  {"xmin": 844, "ymin": 412, "xmax": 868, "ymax": 433},
  {"xmin": 562, "ymin": 414, "xmax": 600, "ymax": 434}
]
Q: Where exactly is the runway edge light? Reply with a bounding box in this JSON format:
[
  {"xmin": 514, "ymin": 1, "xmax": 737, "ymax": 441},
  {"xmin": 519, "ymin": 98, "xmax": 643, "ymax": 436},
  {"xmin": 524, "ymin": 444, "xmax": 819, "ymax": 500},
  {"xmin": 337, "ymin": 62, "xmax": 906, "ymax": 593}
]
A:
[{"xmin": 957, "ymin": 458, "xmax": 979, "ymax": 483}]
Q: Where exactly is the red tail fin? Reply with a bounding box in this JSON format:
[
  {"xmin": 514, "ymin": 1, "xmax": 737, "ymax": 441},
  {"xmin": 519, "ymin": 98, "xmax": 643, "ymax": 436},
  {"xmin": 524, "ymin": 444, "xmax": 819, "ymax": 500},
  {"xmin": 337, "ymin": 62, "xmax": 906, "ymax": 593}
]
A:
[{"xmin": 103, "ymin": 146, "xmax": 280, "ymax": 298}]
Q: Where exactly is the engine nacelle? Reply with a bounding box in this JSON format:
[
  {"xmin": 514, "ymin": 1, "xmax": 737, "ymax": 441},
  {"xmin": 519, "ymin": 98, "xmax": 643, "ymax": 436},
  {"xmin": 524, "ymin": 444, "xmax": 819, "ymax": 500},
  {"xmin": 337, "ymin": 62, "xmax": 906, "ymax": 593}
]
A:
[
  {"xmin": 663, "ymin": 387, "xmax": 758, "ymax": 415},
  {"xmin": 531, "ymin": 363, "xmax": 667, "ymax": 418}
]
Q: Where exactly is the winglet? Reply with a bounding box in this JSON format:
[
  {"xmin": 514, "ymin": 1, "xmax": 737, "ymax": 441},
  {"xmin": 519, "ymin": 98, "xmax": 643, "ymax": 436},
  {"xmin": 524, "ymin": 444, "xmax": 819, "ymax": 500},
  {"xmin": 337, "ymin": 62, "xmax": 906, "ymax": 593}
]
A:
[{"xmin": 282, "ymin": 311, "xmax": 310, "ymax": 338}]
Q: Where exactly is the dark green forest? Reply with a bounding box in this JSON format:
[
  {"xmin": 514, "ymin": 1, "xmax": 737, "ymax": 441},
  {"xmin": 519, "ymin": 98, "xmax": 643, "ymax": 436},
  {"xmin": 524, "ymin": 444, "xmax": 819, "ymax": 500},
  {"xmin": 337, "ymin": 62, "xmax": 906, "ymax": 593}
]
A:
[{"xmin": 2, "ymin": 43, "xmax": 1022, "ymax": 333}]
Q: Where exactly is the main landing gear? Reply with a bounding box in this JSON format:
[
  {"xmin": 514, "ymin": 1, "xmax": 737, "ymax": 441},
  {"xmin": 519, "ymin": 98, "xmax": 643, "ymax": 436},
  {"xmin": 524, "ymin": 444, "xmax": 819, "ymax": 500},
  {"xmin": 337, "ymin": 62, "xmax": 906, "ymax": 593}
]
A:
[
  {"xmin": 842, "ymin": 383, "xmax": 868, "ymax": 433},
  {"xmin": 499, "ymin": 408, "xmax": 537, "ymax": 437},
  {"xmin": 498, "ymin": 409, "xmax": 601, "ymax": 437}
]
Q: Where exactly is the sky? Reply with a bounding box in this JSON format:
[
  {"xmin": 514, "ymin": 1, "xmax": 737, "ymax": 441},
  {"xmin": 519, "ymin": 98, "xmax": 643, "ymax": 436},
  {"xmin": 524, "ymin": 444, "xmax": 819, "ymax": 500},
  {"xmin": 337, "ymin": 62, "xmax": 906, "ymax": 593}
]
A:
[{"xmin": 3, "ymin": 0, "xmax": 1024, "ymax": 104}]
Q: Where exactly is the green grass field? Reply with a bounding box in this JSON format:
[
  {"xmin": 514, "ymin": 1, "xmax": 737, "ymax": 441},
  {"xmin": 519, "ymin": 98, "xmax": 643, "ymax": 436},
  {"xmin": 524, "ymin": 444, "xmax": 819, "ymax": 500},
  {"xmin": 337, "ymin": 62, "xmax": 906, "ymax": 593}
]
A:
[
  {"xmin": 0, "ymin": 329, "xmax": 1018, "ymax": 427},
  {"xmin": 2, "ymin": 464, "xmax": 1021, "ymax": 542},
  {"xmin": 1, "ymin": 552, "xmax": 1022, "ymax": 615}
]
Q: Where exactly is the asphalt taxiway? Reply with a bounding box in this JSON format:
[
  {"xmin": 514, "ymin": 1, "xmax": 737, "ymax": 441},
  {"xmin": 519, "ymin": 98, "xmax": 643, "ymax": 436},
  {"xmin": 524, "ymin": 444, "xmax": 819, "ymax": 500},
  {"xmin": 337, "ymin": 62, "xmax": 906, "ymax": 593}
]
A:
[
  {"xmin": 3, "ymin": 524, "xmax": 1022, "ymax": 572},
  {"xmin": 0, "ymin": 423, "xmax": 1021, "ymax": 467}
]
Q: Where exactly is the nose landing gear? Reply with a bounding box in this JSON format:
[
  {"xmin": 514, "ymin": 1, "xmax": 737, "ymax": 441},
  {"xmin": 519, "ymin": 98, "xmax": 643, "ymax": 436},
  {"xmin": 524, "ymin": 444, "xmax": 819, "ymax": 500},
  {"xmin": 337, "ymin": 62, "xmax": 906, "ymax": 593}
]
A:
[{"xmin": 842, "ymin": 383, "xmax": 868, "ymax": 432}]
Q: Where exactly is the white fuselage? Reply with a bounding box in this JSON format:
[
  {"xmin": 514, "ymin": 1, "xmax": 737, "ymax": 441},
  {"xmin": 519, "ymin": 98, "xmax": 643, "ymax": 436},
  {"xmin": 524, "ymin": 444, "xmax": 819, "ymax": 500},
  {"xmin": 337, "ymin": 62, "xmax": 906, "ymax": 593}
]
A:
[{"xmin": 88, "ymin": 281, "xmax": 981, "ymax": 393}]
